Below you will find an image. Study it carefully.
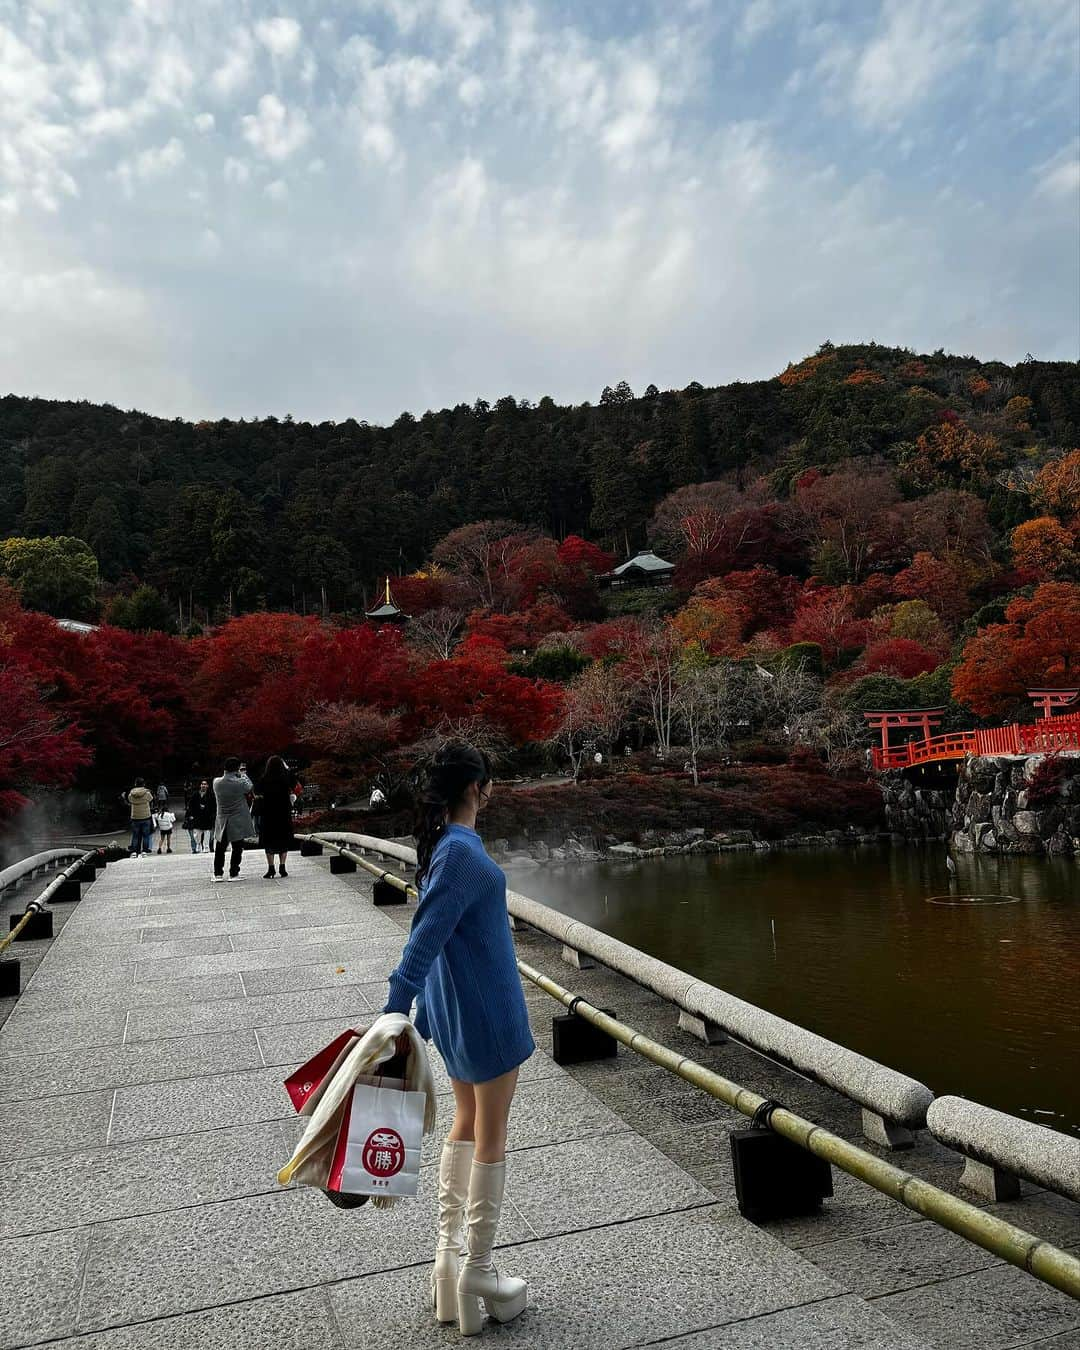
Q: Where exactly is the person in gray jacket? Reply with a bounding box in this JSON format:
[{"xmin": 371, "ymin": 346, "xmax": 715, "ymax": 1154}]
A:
[{"xmin": 212, "ymin": 757, "xmax": 255, "ymax": 882}]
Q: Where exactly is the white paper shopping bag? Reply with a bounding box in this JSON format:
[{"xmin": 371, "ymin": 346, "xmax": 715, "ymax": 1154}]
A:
[{"xmin": 326, "ymin": 1077, "xmax": 426, "ymax": 1199}]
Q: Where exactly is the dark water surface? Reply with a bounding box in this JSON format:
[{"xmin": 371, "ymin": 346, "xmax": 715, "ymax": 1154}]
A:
[{"xmin": 505, "ymin": 845, "xmax": 1080, "ymax": 1136}]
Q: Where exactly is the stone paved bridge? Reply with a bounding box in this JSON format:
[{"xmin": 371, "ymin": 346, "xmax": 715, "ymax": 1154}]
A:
[{"xmin": 0, "ymin": 852, "xmax": 1077, "ymax": 1349}]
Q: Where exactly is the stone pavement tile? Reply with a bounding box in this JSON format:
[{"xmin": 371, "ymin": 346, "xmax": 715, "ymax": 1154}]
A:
[
  {"xmin": 761, "ymin": 1166, "xmax": 922, "ymax": 1251},
  {"xmin": 809, "ymin": 1219, "xmax": 999, "ymax": 1297},
  {"xmin": 0, "ymin": 1119, "xmax": 287, "ymax": 1239},
  {"xmin": 0, "ymin": 1225, "xmax": 90, "ymax": 1349},
  {"xmin": 75, "ymin": 1180, "xmax": 532, "ymax": 1333},
  {"xmin": 13, "ymin": 971, "xmax": 245, "ymax": 1011},
  {"xmin": 133, "ymin": 946, "xmax": 339, "ymax": 983},
  {"xmin": 109, "ymin": 1066, "xmax": 293, "ymax": 1144},
  {"xmin": 35, "ymin": 1288, "xmax": 346, "ymax": 1350},
  {"xmin": 979, "ymin": 1191, "xmax": 1080, "ymax": 1251},
  {"xmin": 871, "ymin": 1262, "xmax": 1080, "ymax": 1350},
  {"xmin": 648, "ymin": 1294, "xmax": 930, "ymax": 1348},
  {"xmin": 506, "ymin": 1130, "xmax": 714, "ymax": 1238},
  {"xmin": 0, "ymin": 1006, "xmax": 128, "ymax": 1055},
  {"xmin": 125, "ymin": 984, "xmax": 378, "ymax": 1044},
  {"xmin": 143, "ymin": 908, "xmax": 364, "ymax": 939},
  {"xmin": 240, "ymin": 952, "xmax": 398, "ymax": 996},
  {"xmin": 0, "ymin": 1028, "xmax": 264, "ymax": 1103},
  {"xmin": 0, "ymin": 1088, "xmax": 113, "ymax": 1161},
  {"xmin": 318, "ymin": 936, "xmax": 411, "ymax": 967},
  {"xmin": 228, "ymin": 920, "xmax": 398, "ymax": 951},
  {"xmin": 328, "ymin": 1204, "xmax": 841, "ymax": 1350},
  {"xmin": 41, "ymin": 934, "xmax": 235, "ymax": 967}
]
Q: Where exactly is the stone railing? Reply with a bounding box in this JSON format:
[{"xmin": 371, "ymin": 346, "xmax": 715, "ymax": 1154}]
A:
[{"xmin": 927, "ymin": 1096, "xmax": 1080, "ymax": 1205}]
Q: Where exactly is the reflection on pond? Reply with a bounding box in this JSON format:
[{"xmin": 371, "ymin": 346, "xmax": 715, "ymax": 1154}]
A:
[{"xmin": 505, "ymin": 845, "xmax": 1080, "ymax": 1136}]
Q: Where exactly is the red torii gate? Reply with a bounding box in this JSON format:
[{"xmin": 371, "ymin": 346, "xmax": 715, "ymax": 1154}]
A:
[
  {"xmin": 1027, "ymin": 688, "xmax": 1080, "ymax": 721},
  {"xmin": 863, "ymin": 708, "xmax": 947, "ymax": 755}
]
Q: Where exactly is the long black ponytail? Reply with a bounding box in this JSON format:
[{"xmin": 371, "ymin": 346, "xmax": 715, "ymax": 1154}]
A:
[{"xmin": 414, "ymin": 742, "xmax": 492, "ymax": 886}]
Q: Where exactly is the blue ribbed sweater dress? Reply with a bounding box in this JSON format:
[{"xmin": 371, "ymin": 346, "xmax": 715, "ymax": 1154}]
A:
[{"xmin": 384, "ymin": 824, "xmax": 535, "ymax": 1084}]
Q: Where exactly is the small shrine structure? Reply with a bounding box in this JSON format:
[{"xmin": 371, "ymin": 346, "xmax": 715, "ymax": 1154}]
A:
[
  {"xmin": 365, "ymin": 577, "xmax": 409, "ymax": 626},
  {"xmin": 598, "ymin": 548, "xmax": 675, "ymax": 590}
]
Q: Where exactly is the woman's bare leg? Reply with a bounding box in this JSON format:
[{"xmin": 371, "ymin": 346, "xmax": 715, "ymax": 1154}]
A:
[
  {"xmin": 472, "ymin": 1067, "xmax": 519, "ymax": 1163},
  {"xmin": 448, "ymin": 1078, "xmax": 476, "ymax": 1143}
]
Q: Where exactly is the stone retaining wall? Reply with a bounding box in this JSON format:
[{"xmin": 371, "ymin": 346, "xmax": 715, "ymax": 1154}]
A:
[
  {"xmin": 490, "ymin": 824, "xmax": 884, "ymax": 866},
  {"xmin": 879, "ymin": 772, "xmax": 953, "ymax": 841},
  {"xmin": 951, "ymin": 753, "xmax": 1080, "ymax": 856}
]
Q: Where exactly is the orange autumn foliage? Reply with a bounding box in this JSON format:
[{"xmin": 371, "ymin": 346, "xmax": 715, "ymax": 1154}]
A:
[
  {"xmin": 952, "ymin": 582, "xmax": 1080, "ymax": 717},
  {"xmin": 1034, "ymin": 451, "xmax": 1080, "ymax": 525},
  {"xmin": 1010, "ymin": 517, "xmax": 1079, "ymax": 580},
  {"xmin": 777, "ymin": 354, "xmax": 835, "ymax": 387},
  {"xmin": 905, "ymin": 418, "xmax": 1005, "ymax": 488}
]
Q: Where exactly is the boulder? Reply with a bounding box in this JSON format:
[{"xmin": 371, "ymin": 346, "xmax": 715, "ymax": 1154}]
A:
[
  {"xmin": 1012, "ymin": 810, "xmax": 1039, "ymax": 836},
  {"xmin": 608, "ymin": 842, "xmax": 643, "ymax": 860}
]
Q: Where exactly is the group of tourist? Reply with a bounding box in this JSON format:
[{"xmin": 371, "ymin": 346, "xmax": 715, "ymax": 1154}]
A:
[{"xmin": 123, "ymin": 756, "xmax": 301, "ymax": 880}]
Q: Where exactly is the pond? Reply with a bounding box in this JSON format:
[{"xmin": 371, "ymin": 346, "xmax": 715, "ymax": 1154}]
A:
[{"xmin": 503, "ymin": 844, "xmax": 1080, "ymax": 1136}]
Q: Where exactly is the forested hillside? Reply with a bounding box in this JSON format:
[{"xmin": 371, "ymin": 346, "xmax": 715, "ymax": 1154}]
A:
[
  {"xmin": 2, "ymin": 343, "xmax": 1078, "ymax": 617},
  {"xmin": 2, "ymin": 342, "xmax": 1079, "ymax": 833}
]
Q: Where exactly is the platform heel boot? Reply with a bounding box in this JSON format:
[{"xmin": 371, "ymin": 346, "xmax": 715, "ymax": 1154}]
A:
[
  {"xmin": 431, "ymin": 1140, "xmax": 474, "ymax": 1322},
  {"xmin": 457, "ymin": 1159, "xmax": 527, "ymax": 1336}
]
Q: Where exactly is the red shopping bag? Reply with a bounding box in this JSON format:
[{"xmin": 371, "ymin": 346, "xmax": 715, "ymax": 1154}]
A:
[
  {"xmin": 326, "ymin": 1076, "xmax": 426, "ymax": 1200},
  {"xmin": 284, "ymin": 1029, "xmax": 362, "ymax": 1115}
]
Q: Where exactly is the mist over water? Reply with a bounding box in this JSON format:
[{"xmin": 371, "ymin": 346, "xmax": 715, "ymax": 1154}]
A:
[
  {"xmin": 0, "ymin": 791, "xmax": 107, "ymax": 869},
  {"xmin": 506, "ymin": 845, "xmax": 1080, "ymax": 1136}
]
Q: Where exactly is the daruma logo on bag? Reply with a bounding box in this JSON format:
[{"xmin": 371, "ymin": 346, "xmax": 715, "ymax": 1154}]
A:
[{"xmin": 364, "ymin": 1127, "xmax": 405, "ymax": 1178}]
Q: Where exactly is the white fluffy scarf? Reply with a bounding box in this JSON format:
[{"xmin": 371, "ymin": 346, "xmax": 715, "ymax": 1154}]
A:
[{"xmin": 277, "ymin": 1012, "xmax": 438, "ymax": 1209}]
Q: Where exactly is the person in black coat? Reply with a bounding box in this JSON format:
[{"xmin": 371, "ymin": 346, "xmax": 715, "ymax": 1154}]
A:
[
  {"xmin": 185, "ymin": 778, "xmax": 216, "ymax": 854},
  {"xmin": 254, "ymin": 755, "xmax": 296, "ymax": 879}
]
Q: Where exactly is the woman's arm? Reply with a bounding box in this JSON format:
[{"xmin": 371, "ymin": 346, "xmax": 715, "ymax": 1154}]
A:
[{"xmin": 384, "ymin": 842, "xmax": 473, "ymax": 1015}]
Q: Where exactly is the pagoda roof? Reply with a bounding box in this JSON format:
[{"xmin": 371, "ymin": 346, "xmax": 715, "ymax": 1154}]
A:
[{"xmin": 365, "ymin": 576, "xmax": 409, "ymax": 622}]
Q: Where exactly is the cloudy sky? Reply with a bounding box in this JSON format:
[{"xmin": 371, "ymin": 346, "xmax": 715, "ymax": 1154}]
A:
[{"xmin": 2, "ymin": 0, "xmax": 1078, "ymax": 424}]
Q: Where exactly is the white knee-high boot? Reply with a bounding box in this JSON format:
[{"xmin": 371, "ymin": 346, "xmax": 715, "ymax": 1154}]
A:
[
  {"xmin": 457, "ymin": 1159, "xmax": 527, "ymax": 1336},
  {"xmin": 432, "ymin": 1140, "xmax": 474, "ymax": 1322}
]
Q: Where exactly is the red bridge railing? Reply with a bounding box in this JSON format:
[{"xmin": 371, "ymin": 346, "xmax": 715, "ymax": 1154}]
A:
[{"xmin": 871, "ymin": 715, "xmax": 1080, "ymax": 771}]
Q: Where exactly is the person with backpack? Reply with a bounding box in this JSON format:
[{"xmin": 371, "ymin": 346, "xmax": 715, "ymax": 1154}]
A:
[{"xmin": 124, "ymin": 777, "xmax": 155, "ymax": 858}]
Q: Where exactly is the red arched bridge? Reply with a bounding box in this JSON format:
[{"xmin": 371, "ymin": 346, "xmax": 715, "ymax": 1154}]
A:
[{"xmin": 867, "ymin": 689, "xmax": 1080, "ymax": 771}]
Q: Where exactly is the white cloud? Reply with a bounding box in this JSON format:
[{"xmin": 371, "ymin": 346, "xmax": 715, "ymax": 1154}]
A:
[
  {"xmin": 602, "ymin": 59, "xmax": 663, "ymax": 164},
  {"xmin": 255, "ymin": 17, "xmax": 303, "ymax": 60},
  {"xmin": 360, "ymin": 122, "xmax": 398, "ymax": 164},
  {"xmin": 458, "ymin": 74, "xmax": 484, "ymax": 107},
  {"xmin": 194, "ymin": 112, "xmax": 215, "ymax": 132},
  {"xmin": 211, "ymin": 29, "xmax": 255, "ymax": 97},
  {"xmin": 264, "ymin": 178, "xmax": 289, "ymax": 200},
  {"xmin": 112, "ymin": 136, "xmax": 185, "ymax": 196},
  {"xmin": 240, "ymin": 93, "xmax": 311, "ymax": 160},
  {"xmin": 1035, "ymin": 143, "xmax": 1080, "ymax": 200},
  {"xmin": 223, "ymin": 156, "xmax": 251, "ymax": 185}
]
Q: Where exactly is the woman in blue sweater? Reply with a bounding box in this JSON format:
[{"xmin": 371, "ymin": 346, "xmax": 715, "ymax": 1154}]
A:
[{"xmin": 383, "ymin": 743, "xmax": 534, "ymax": 1336}]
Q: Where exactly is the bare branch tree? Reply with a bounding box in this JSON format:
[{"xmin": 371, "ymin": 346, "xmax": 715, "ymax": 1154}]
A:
[
  {"xmin": 407, "ymin": 606, "xmax": 466, "ymax": 661},
  {"xmin": 552, "ymin": 663, "xmax": 630, "ymax": 782}
]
